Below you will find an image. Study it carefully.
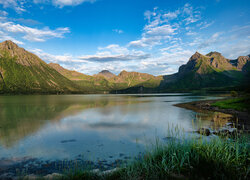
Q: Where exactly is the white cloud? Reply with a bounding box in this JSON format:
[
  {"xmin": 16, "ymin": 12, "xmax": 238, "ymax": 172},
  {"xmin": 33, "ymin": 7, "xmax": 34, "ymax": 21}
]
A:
[
  {"xmin": 162, "ymin": 11, "xmax": 179, "ymax": 19},
  {"xmin": 0, "ymin": 21, "xmax": 70, "ymax": 42},
  {"xmin": 198, "ymin": 21, "xmax": 215, "ymax": 29},
  {"xmin": 198, "ymin": 32, "xmax": 222, "ymax": 49},
  {"xmin": 128, "ymin": 4, "xmax": 202, "ymax": 49},
  {"xmin": 0, "ymin": 0, "xmax": 26, "ymax": 13},
  {"xmin": 79, "ymin": 44, "xmax": 150, "ymax": 62},
  {"xmin": 0, "ymin": 10, "xmax": 8, "ymax": 16},
  {"xmin": 30, "ymin": 48, "xmax": 84, "ymax": 63},
  {"xmin": 34, "ymin": 0, "xmax": 96, "ymax": 8},
  {"xmin": 129, "ymin": 17, "xmax": 177, "ymax": 48},
  {"xmin": 112, "ymin": 29, "xmax": 123, "ymax": 34},
  {"xmin": 0, "ymin": 30, "xmax": 24, "ymax": 44}
]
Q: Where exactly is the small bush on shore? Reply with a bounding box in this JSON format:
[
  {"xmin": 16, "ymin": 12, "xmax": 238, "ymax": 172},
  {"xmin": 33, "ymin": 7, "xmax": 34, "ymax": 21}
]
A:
[{"xmin": 230, "ymin": 91, "xmax": 238, "ymax": 97}]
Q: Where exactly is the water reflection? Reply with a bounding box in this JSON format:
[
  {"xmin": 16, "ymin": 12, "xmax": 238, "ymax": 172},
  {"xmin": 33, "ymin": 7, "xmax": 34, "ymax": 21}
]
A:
[
  {"xmin": 0, "ymin": 95, "xmax": 140, "ymax": 147},
  {"xmin": 193, "ymin": 111, "xmax": 234, "ymax": 130},
  {"xmin": 0, "ymin": 94, "xmax": 233, "ymax": 165}
]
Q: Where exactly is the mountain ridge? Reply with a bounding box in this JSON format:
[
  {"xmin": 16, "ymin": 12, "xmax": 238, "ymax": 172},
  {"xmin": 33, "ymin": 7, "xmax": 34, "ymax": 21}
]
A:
[{"xmin": 0, "ymin": 40, "xmax": 249, "ymax": 94}]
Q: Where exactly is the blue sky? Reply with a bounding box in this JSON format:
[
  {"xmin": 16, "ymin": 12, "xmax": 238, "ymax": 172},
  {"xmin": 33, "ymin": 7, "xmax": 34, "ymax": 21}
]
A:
[{"xmin": 0, "ymin": 0, "xmax": 249, "ymax": 75}]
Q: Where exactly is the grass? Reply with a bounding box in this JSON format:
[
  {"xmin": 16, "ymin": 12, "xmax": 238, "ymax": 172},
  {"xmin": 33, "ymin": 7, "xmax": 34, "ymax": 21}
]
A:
[
  {"xmin": 212, "ymin": 97, "xmax": 250, "ymax": 111},
  {"xmin": 62, "ymin": 135, "xmax": 250, "ymax": 180}
]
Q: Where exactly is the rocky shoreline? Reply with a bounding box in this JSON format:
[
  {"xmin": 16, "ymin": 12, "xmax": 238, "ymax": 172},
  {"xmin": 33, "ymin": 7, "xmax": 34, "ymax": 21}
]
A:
[{"xmin": 175, "ymin": 98, "xmax": 250, "ymax": 131}]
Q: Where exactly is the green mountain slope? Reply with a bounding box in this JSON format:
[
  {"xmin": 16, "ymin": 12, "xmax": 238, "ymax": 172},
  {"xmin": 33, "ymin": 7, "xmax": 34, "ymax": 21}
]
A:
[
  {"xmin": 160, "ymin": 52, "xmax": 249, "ymax": 91},
  {"xmin": 0, "ymin": 41, "xmax": 80, "ymax": 94}
]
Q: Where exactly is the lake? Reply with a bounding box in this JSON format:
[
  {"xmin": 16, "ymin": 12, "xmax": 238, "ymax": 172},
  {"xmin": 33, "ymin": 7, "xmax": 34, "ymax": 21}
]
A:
[{"xmin": 0, "ymin": 94, "xmax": 233, "ymax": 175}]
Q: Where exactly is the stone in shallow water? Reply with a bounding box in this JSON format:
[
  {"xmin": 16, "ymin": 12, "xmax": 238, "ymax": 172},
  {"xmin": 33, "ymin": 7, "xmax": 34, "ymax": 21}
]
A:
[
  {"xmin": 197, "ymin": 128, "xmax": 211, "ymax": 136},
  {"xmin": 60, "ymin": 139, "xmax": 76, "ymax": 143}
]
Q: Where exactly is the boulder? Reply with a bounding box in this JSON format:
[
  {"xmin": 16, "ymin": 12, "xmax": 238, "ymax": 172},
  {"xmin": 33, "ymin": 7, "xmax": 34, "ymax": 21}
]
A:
[{"xmin": 197, "ymin": 128, "xmax": 211, "ymax": 136}]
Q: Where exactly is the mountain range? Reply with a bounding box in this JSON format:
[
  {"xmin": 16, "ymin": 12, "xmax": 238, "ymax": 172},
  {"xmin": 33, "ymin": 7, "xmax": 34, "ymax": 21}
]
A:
[{"xmin": 0, "ymin": 40, "xmax": 249, "ymax": 94}]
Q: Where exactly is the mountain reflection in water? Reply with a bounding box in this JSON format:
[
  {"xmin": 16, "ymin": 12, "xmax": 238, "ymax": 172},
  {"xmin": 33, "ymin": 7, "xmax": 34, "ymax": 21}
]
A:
[{"xmin": 0, "ymin": 94, "xmax": 233, "ymax": 164}]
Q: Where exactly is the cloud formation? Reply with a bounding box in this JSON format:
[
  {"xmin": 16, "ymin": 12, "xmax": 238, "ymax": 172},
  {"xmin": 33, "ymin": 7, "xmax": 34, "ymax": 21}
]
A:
[
  {"xmin": 0, "ymin": 0, "xmax": 26, "ymax": 13},
  {"xmin": 34, "ymin": 0, "xmax": 96, "ymax": 8},
  {"xmin": 79, "ymin": 44, "xmax": 150, "ymax": 62},
  {"xmin": 0, "ymin": 20, "xmax": 70, "ymax": 43}
]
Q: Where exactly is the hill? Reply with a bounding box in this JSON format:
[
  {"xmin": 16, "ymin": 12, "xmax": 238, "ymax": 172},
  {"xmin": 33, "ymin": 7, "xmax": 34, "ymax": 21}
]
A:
[{"xmin": 0, "ymin": 41, "xmax": 80, "ymax": 94}]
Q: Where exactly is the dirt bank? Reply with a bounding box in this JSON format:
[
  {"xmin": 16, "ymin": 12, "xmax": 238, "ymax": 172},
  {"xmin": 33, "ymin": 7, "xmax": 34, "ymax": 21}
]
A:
[{"xmin": 175, "ymin": 99, "xmax": 250, "ymax": 131}]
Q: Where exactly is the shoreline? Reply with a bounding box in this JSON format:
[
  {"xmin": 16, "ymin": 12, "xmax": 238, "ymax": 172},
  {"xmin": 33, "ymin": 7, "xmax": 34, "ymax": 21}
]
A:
[{"xmin": 174, "ymin": 98, "xmax": 250, "ymax": 131}]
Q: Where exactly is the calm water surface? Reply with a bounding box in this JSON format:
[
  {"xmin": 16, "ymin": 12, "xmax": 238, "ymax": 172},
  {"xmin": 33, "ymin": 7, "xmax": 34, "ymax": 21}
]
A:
[{"xmin": 0, "ymin": 94, "xmax": 233, "ymax": 173}]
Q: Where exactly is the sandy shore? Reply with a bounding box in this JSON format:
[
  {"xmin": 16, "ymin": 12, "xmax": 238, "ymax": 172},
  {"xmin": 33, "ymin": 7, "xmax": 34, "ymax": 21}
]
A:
[{"xmin": 175, "ymin": 99, "xmax": 250, "ymax": 131}]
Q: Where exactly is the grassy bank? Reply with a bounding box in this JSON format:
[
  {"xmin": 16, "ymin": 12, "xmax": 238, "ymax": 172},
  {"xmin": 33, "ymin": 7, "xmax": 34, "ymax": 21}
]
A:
[
  {"xmin": 63, "ymin": 136, "xmax": 249, "ymax": 180},
  {"xmin": 212, "ymin": 97, "xmax": 250, "ymax": 112}
]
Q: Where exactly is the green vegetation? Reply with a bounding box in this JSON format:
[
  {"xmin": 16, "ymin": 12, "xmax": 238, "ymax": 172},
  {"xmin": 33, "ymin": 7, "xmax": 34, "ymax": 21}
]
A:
[
  {"xmin": 212, "ymin": 97, "xmax": 250, "ymax": 111},
  {"xmin": 0, "ymin": 52, "xmax": 80, "ymax": 94},
  {"xmin": 63, "ymin": 136, "xmax": 250, "ymax": 180}
]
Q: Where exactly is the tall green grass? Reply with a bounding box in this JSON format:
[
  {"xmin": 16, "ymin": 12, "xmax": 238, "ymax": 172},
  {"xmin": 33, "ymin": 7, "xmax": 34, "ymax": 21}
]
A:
[{"xmin": 63, "ymin": 134, "xmax": 249, "ymax": 180}]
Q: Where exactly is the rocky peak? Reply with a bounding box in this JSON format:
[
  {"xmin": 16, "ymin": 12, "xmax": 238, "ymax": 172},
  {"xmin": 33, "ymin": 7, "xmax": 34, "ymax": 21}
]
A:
[
  {"xmin": 97, "ymin": 70, "xmax": 115, "ymax": 79},
  {"xmin": 178, "ymin": 51, "xmax": 237, "ymax": 75},
  {"xmin": 0, "ymin": 40, "xmax": 43, "ymax": 66},
  {"xmin": 0, "ymin": 40, "xmax": 19, "ymax": 50},
  {"xmin": 119, "ymin": 70, "xmax": 128, "ymax": 76},
  {"xmin": 230, "ymin": 55, "xmax": 250, "ymax": 70},
  {"xmin": 189, "ymin": 51, "xmax": 203, "ymax": 61},
  {"xmin": 178, "ymin": 52, "xmax": 204, "ymax": 75},
  {"xmin": 206, "ymin": 51, "xmax": 223, "ymax": 57},
  {"xmin": 100, "ymin": 70, "xmax": 111, "ymax": 74}
]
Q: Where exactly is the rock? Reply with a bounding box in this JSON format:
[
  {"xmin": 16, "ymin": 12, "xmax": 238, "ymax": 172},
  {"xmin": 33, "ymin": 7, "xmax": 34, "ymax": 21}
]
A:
[
  {"xmin": 197, "ymin": 128, "xmax": 211, "ymax": 136},
  {"xmin": 214, "ymin": 128, "xmax": 238, "ymax": 137},
  {"xmin": 23, "ymin": 174, "xmax": 39, "ymax": 179},
  {"xmin": 204, "ymin": 103, "xmax": 210, "ymax": 107},
  {"xmin": 43, "ymin": 173, "xmax": 63, "ymax": 179},
  {"xmin": 91, "ymin": 169, "xmax": 101, "ymax": 173},
  {"xmin": 102, "ymin": 168, "xmax": 118, "ymax": 175}
]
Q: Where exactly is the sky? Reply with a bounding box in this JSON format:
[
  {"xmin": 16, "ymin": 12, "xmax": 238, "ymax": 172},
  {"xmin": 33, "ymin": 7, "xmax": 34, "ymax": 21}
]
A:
[{"xmin": 0, "ymin": 0, "xmax": 249, "ymax": 75}]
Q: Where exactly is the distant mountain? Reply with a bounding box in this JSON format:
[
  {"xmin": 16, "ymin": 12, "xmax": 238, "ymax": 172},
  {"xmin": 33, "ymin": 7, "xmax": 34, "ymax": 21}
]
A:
[
  {"xmin": 159, "ymin": 51, "xmax": 249, "ymax": 91},
  {"xmin": 49, "ymin": 63, "xmax": 115, "ymax": 92},
  {"xmin": 0, "ymin": 40, "xmax": 80, "ymax": 94},
  {"xmin": 0, "ymin": 40, "xmax": 249, "ymax": 94},
  {"xmin": 49, "ymin": 64, "xmax": 162, "ymax": 92},
  {"xmin": 114, "ymin": 70, "xmax": 163, "ymax": 88},
  {"xmin": 49, "ymin": 63, "xmax": 92, "ymax": 81},
  {"xmin": 95, "ymin": 70, "xmax": 116, "ymax": 79}
]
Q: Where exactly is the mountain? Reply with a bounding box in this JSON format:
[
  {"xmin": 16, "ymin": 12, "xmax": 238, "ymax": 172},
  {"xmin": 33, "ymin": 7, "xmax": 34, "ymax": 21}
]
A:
[
  {"xmin": 159, "ymin": 51, "xmax": 249, "ymax": 91},
  {"xmin": 49, "ymin": 63, "xmax": 115, "ymax": 92},
  {"xmin": 0, "ymin": 40, "xmax": 249, "ymax": 94},
  {"xmin": 0, "ymin": 40, "xmax": 80, "ymax": 94},
  {"xmin": 49, "ymin": 64, "xmax": 163, "ymax": 92},
  {"xmin": 49, "ymin": 63, "xmax": 92, "ymax": 81},
  {"xmin": 114, "ymin": 70, "xmax": 163, "ymax": 88},
  {"xmin": 95, "ymin": 70, "xmax": 116, "ymax": 79}
]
